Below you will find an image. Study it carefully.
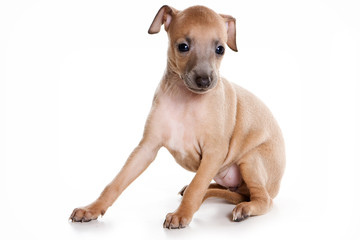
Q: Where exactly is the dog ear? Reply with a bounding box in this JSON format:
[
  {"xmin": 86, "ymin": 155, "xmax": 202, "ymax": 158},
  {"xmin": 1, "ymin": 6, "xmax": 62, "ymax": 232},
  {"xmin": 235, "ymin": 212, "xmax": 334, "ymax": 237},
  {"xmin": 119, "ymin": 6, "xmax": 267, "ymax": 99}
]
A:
[
  {"xmin": 220, "ymin": 14, "xmax": 238, "ymax": 52},
  {"xmin": 148, "ymin": 5, "xmax": 178, "ymax": 34}
]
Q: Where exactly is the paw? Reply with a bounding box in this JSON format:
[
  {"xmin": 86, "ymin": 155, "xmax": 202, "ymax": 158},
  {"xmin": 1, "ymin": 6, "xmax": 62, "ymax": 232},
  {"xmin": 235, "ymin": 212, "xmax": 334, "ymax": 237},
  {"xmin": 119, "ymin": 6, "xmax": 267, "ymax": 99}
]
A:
[
  {"xmin": 69, "ymin": 202, "xmax": 106, "ymax": 222},
  {"xmin": 163, "ymin": 211, "xmax": 192, "ymax": 229},
  {"xmin": 232, "ymin": 202, "xmax": 251, "ymax": 222}
]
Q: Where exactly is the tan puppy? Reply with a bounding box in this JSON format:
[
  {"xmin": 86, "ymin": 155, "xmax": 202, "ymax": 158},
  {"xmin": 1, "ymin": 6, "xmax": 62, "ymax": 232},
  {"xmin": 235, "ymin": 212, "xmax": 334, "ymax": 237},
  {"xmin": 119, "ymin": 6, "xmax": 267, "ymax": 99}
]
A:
[{"xmin": 70, "ymin": 5, "xmax": 285, "ymax": 229}]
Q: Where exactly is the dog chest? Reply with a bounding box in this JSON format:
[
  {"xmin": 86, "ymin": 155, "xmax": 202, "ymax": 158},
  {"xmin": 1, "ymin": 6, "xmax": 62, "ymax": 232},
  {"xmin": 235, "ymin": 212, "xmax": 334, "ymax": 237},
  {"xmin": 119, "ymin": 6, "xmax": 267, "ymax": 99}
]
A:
[
  {"xmin": 153, "ymin": 94, "xmax": 204, "ymax": 170},
  {"xmin": 160, "ymin": 103, "xmax": 200, "ymax": 152}
]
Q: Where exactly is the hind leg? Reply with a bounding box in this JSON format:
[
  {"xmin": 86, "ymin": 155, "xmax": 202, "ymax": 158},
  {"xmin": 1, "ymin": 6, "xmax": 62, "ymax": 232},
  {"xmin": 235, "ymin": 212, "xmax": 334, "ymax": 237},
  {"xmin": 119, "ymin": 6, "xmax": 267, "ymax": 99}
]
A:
[{"xmin": 232, "ymin": 153, "xmax": 273, "ymax": 222}]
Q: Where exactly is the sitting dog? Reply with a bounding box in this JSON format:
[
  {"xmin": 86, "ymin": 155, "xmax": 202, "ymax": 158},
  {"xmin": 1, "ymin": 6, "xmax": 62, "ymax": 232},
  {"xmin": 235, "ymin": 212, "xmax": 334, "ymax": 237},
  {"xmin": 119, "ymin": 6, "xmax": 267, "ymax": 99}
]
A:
[{"xmin": 70, "ymin": 5, "xmax": 286, "ymax": 229}]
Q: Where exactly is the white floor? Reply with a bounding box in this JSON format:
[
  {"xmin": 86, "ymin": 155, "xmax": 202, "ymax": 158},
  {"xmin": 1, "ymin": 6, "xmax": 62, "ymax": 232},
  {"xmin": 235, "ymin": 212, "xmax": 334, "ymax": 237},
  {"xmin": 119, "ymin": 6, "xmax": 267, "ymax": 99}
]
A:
[
  {"xmin": 1, "ymin": 147, "xmax": 359, "ymax": 240},
  {"xmin": 1, "ymin": 0, "xmax": 360, "ymax": 239}
]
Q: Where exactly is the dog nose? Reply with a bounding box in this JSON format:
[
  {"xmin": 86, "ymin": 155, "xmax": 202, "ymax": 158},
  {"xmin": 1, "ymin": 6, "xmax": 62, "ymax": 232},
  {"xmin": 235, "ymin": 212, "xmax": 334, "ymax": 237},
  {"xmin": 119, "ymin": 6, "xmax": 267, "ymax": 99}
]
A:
[{"xmin": 195, "ymin": 76, "xmax": 211, "ymax": 88}]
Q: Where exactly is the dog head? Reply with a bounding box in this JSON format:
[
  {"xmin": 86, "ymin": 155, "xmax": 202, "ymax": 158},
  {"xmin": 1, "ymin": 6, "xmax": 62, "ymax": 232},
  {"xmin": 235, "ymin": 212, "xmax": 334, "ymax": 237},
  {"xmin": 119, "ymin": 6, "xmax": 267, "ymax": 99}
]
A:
[{"xmin": 148, "ymin": 5, "xmax": 237, "ymax": 94}]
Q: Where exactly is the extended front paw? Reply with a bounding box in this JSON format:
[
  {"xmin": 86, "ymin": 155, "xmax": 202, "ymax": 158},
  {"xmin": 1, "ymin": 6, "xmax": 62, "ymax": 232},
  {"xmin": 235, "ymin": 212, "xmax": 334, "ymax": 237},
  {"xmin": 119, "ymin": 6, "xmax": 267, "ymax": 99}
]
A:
[
  {"xmin": 163, "ymin": 211, "xmax": 192, "ymax": 229},
  {"xmin": 69, "ymin": 202, "xmax": 106, "ymax": 222}
]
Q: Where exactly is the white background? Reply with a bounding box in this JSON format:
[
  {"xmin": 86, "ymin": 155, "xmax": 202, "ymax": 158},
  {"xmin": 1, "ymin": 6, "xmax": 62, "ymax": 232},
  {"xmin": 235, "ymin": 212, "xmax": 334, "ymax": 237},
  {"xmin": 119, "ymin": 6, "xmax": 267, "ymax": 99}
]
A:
[{"xmin": 1, "ymin": 0, "xmax": 359, "ymax": 239}]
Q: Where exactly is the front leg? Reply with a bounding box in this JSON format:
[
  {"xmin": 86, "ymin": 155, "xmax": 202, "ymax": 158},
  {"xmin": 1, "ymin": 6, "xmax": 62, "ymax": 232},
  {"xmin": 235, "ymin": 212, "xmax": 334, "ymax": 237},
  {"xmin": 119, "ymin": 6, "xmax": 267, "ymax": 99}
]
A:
[
  {"xmin": 70, "ymin": 138, "xmax": 161, "ymax": 222},
  {"xmin": 163, "ymin": 152, "xmax": 224, "ymax": 229}
]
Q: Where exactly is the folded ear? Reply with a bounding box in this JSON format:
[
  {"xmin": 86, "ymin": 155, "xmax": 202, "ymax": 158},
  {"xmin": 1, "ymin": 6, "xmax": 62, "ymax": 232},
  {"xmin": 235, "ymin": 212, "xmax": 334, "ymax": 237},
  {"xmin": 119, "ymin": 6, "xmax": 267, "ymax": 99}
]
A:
[
  {"xmin": 220, "ymin": 14, "xmax": 238, "ymax": 52},
  {"xmin": 148, "ymin": 5, "xmax": 178, "ymax": 34}
]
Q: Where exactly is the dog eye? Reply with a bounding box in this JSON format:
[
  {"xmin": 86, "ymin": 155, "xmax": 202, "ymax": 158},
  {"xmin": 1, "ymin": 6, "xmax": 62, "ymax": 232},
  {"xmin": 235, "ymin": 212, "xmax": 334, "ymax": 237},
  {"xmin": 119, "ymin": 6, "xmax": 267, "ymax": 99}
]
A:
[
  {"xmin": 215, "ymin": 45, "xmax": 225, "ymax": 55},
  {"xmin": 178, "ymin": 43, "xmax": 190, "ymax": 52}
]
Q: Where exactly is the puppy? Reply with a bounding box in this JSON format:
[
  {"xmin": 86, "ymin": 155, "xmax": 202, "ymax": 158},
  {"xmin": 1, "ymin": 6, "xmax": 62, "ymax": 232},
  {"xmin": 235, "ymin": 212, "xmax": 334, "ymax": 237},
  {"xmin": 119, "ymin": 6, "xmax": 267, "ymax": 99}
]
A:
[{"xmin": 70, "ymin": 5, "xmax": 286, "ymax": 229}]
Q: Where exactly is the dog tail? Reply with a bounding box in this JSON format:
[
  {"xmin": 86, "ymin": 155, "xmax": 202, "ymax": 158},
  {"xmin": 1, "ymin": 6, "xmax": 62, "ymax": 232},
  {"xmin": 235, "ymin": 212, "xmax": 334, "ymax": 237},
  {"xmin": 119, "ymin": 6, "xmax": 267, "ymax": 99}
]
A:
[
  {"xmin": 179, "ymin": 184, "xmax": 248, "ymax": 205},
  {"xmin": 203, "ymin": 188, "xmax": 248, "ymax": 204}
]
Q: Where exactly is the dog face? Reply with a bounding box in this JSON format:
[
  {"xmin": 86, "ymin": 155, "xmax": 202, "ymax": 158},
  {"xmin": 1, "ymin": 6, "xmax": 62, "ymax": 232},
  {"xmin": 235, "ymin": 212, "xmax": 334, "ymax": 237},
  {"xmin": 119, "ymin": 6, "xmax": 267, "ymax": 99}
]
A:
[
  {"xmin": 148, "ymin": 5, "xmax": 237, "ymax": 94},
  {"xmin": 167, "ymin": 10, "xmax": 227, "ymax": 94}
]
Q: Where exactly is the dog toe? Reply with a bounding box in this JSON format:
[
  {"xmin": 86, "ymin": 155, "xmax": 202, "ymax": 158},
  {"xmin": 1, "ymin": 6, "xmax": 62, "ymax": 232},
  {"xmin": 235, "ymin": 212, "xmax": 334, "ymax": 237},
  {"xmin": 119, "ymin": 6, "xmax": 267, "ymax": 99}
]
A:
[
  {"xmin": 69, "ymin": 204, "xmax": 104, "ymax": 223},
  {"xmin": 163, "ymin": 211, "xmax": 191, "ymax": 229},
  {"xmin": 232, "ymin": 202, "xmax": 251, "ymax": 222}
]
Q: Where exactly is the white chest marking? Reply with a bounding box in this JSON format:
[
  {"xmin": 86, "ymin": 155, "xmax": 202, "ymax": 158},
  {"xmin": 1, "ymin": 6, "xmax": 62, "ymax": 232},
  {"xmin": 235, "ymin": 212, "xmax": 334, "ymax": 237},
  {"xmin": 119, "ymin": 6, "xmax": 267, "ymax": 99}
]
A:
[{"xmin": 154, "ymin": 93, "xmax": 203, "ymax": 159}]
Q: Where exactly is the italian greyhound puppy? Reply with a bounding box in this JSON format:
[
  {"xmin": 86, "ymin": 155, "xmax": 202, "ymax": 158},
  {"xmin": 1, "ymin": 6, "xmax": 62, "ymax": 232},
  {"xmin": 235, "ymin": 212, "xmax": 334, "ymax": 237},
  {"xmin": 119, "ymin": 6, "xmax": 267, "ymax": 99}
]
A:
[{"xmin": 70, "ymin": 5, "xmax": 285, "ymax": 229}]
